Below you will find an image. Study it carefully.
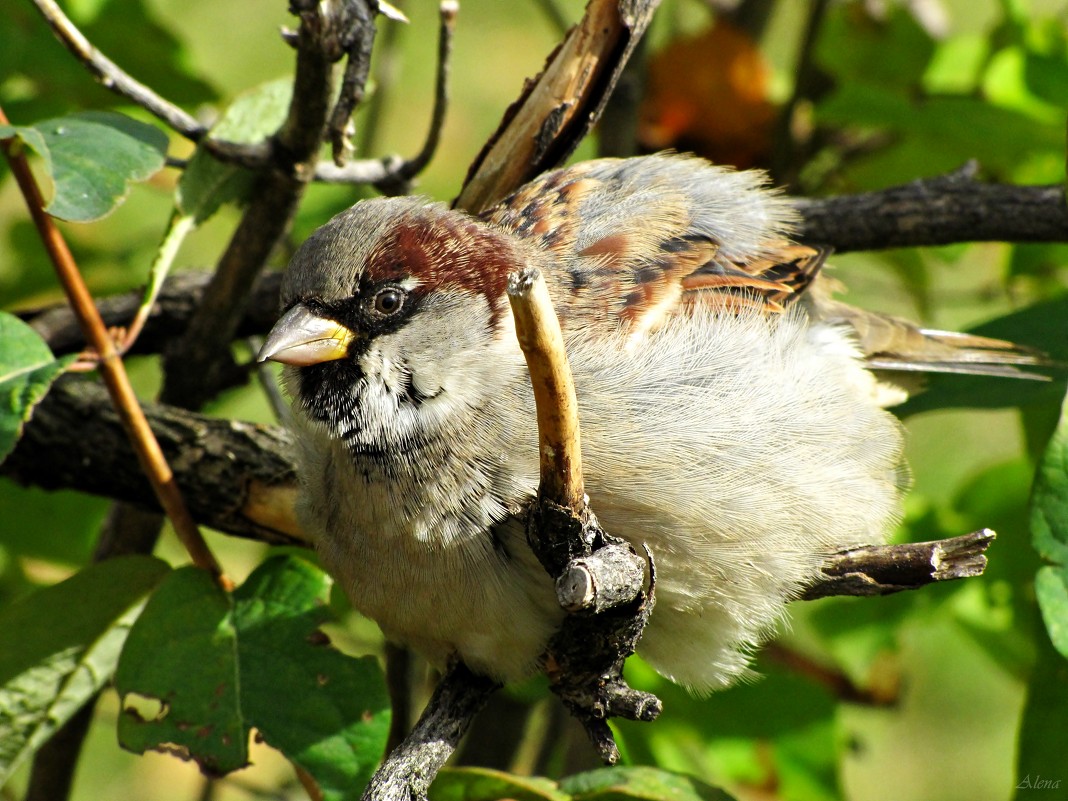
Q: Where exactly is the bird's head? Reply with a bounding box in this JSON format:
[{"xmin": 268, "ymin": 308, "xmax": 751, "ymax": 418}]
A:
[{"xmin": 258, "ymin": 197, "xmax": 527, "ymax": 455}]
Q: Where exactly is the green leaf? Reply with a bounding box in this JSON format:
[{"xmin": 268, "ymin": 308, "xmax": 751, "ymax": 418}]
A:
[
  {"xmin": 114, "ymin": 563, "xmax": 246, "ymax": 773},
  {"xmin": 176, "ymin": 78, "xmax": 292, "ymax": 224},
  {"xmin": 0, "ymin": 555, "xmax": 170, "ymax": 785},
  {"xmin": 561, "ymin": 767, "xmax": 737, "ymax": 801},
  {"xmin": 0, "ymin": 312, "xmax": 77, "ymax": 463},
  {"xmin": 115, "ymin": 555, "xmax": 390, "ymax": 799},
  {"xmin": 1031, "ymin": 386, "xmax": 1068, "ymax": 659},
  {"xmin": 431, "ymin": 767, "xmax": 570, "ymax": 801},
  {"xmin": 0, "ymin": 111, "xmax": 167, "ymax": 222}
]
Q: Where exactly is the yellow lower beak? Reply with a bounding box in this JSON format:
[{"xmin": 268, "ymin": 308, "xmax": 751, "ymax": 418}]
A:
[{"xmin": 257, "ymin": 303, "xmax": 356, "ymax": 366}]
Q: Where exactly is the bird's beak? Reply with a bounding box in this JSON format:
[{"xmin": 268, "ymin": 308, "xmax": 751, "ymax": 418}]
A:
[{"xmin": 257, "ymin": 303, "xmax": 357, "ymax": 366}]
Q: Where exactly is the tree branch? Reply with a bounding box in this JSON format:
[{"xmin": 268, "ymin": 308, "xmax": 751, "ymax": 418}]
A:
[
  {"xmin": 455, "ymin": 0, "xmax": 661, "ymax": 213},
  {"xmin": 371, "ymin": 1, "xmax": 457, "ymax": 195},
  {"xmin": 361, "ymin": 663, "xmax": 499, "ymax": 801},
  {"xmin": 4, "ymin": 378, "xmax": 304, "ymax": 546},
  {"xmin": 160, "ymin": 1, "xmax": 377, "ymax": 409},
  {"xmin": 800, "ymin": 529, "xmax": 995, "ymax": 600},
  {"xmin": 794, "ymin": 164, "xmax": 1068, "ymax": 252},
  {"xmin": 29, "ymin": 0, "xmax": 208, "ymax": 140}
]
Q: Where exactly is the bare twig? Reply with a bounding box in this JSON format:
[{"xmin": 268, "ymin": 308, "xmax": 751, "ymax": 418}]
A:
[
  {"xmin": 0, "ymin": 106, "xmax": 224, "ymax": 582},
  {"xmin": 326, "ymin": 0, "xmax": 378, "ymax": 165},
  {"xmin": 800, "ymin": 529, "xmax": 996, "ymax": 600},
  {"xmin": 29, "ymin": 0, "xmax": 206, "ymax": 138},
  {"xmin": 794, "ymin": 165, "xmax": 1068, "ymax": 251},
  {"xmin": 373, "ymin": 1, "xmax": 457, "ymax": 195},
  {"xmin": 355, "ymin": 1, "xmax": 407, "ymax": 158},
  {"xmin": 29, "ymin": 0, "xmax": 271, "ymax": 169}
]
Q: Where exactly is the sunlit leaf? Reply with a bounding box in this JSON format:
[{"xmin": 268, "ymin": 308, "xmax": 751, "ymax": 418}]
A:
[
  {"xmin": 1031, "ymin": 386, "xmax": 1068, "ymax": 658},
  {"xmin": 561, "ymin": 766, "xmax": 737, "ymax": 801},
  {"xmin": 116, "ymin": 556, "xmax": 389, "ymax": 798},
  {"xmin": 176, "ymin": 78, "xmax": 292, "ymax": 224},
  {"xmin": 0, "ymin": 111, "xmax": 167, "ymax": 221}
]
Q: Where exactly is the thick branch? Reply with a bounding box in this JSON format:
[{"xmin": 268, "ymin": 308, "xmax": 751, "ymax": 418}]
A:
[
  {"xmin": 5, "ymin": 378, "xmax": 304, "ymax": 546},
  {"xmin": 794, "ymin": 166, "xmax": 1068, "ymax": 252}
]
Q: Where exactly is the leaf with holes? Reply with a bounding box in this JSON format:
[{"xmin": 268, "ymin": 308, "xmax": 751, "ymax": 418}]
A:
[{"xmin": 115, "ymin": 555, "xmax": 390, "ymax": 798}]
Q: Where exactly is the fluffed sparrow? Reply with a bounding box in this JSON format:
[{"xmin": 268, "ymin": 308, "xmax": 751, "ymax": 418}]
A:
[{"xmin": 259, "ymin": 154, "xmax": 1040, "ymax": 692}]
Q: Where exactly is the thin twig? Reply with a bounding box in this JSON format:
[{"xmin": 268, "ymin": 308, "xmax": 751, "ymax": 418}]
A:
[
  {"xmin": 29, "ymin": 0, "xmax": 205, "ymax": 138},
  {"xmin": 355, "ymin": 0, "xmax": 407, "ymax": 158},
  {"xmin": 29, "ymin": 0, "xmax": 257, "ymax": 164},
  {"xmin": 0, "ymin": 106, "xmax": 225, "ymax": 584},
  {"xmin": 374, "ymin": 0, "xmax": 457, "ymax": 195},
  {"xmin": 326, "ymin": 0, "xmax": 378, "ymax": 165},
  {"xmin": 800, "ymin": 529, "xmax": 997, "ymax": 599}
]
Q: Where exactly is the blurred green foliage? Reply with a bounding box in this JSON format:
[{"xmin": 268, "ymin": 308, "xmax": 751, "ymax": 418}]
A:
[{"xmin": 1, "ymin": 1, "xmax": 1067, "ymax": 800}]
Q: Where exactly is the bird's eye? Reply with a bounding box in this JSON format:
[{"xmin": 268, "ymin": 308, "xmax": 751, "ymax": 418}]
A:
[{"xmin": 372, "ymin": 287, "xmax": 405, "ymax": 316}]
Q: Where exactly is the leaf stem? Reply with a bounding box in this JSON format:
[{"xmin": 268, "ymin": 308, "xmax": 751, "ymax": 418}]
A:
[{"xmin": 0, "ymin": 105, "xmax": 226, "ymax": 586}]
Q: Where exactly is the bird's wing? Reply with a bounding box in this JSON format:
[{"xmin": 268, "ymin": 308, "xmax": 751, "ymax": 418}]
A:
[
  {"xmin": 482, "ymin": 154, "xmax": 813, "ymax": 337},
  {"xmin": 484, "ymin": 154, "xmax": 1052, "ymax": 382}
]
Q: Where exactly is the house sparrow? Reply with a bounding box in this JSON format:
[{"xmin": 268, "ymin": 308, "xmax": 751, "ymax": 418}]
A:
[{"xmin": 259, "ymin": 154, "xmax": 1041, "ymax": 693}]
